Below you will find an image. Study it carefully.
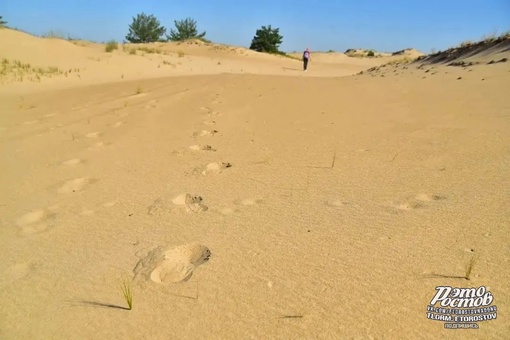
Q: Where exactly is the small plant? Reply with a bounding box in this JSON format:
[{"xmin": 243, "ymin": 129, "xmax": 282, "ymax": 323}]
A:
[
  {"xmin": 129, "ymin": 48, "xmax": 137, "ymax": 55},
  {"xmin": 135, "ymin": 86, "xmax": 143, "ymax": 94},
  {"xmin": 367, "ymin": 50, "xmax": 375, "ymax": 57},
  {"xmin": 460, "ymin": 40, "xmax": 473, "ymax": 48},
  {"xmin": 105, "ymin": 40, "xmax": 118, "ymax": 52},
  {"xmin": 177, "ymin": 51, "xmax": 185, "ymax": 58},
  {"xmin": 136, "ymin": 46, "xmax": 162, "ymax": 54},
  {"xmin": 43, "ymin": 30, "xmax": 67, "ymax": 39},
  {"xmin": 121, "ymin": 280, "xmax": 133, "ymax": 310},
  {"xmin": 499, "ymin": 30, "xmax": 510, "ymax": 39},
  {"xmin": 464, "ymin": 255, "xmax": 478, "ymax": 280}
]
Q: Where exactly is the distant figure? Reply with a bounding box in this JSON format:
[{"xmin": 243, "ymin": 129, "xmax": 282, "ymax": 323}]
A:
[{"xmin": 302, "ymin": 48, "xmax": 311, "ymax": 71}]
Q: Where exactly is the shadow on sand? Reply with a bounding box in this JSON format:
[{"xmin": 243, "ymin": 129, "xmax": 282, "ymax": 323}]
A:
[
  {"xmin": 71, "ymin": 299, "xmax": 130, "ymax": 310},
  {"xmin": 282, "ymin": 67, "xmax": 303, "ymax": 72}
]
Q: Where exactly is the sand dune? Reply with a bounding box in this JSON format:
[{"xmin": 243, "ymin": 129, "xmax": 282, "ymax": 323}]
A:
[{"xmin": 1, "ymin": 28, "xmax": 509, "ymax": 339}]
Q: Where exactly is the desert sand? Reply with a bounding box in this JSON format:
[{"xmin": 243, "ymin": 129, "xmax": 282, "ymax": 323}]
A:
[{"xmin": 1, "ymin": 28, "xmax": 509, "ymax": 339}]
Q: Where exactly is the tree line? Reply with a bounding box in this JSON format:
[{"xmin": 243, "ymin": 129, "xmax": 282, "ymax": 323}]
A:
[
  {"xmin": 125, "ymin": 13, "xmax": 283, "ymax": 53},
  {"xmin": 0, "ymin": 13, "xmax": 284, "ymax": 54}
]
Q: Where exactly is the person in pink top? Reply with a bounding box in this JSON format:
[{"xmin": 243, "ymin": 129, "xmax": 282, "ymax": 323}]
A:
[{"xmin": 302, "ymin": 48, "xmax": 311, "ymax": 71}]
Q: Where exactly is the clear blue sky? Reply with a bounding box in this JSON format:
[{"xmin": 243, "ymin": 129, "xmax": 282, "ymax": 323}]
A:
[{"xmin": 2, "ymin": 0, "xmax": 509, "ymax": 53}]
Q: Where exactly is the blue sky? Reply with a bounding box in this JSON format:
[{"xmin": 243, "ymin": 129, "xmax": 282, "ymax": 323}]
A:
[{"xmin": 1, "ymin": 0, "xmax": 509, "ymax": 53}]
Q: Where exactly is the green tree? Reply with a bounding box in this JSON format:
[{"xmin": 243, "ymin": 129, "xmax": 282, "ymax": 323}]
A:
[
  {"xmin": 125, "ymin": 13, "xmax": 166, "ymax": 43},
  {"xmin": 249, "ymin": 25, "xmax": 283, "ymax": 53},
  {"xmin": 166, "ymin": 17, "xmax": 206, "ymax": 41},
  {"xmin": 0, "ymin": 16, "xmax": 7, "ymax": 28}
]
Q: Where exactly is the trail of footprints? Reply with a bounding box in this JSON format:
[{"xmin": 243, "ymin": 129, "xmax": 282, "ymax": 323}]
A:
[
  {"xmin": 14, "ymin": 106, "xmax": 126, "ymax": 238},
  {"xmin": 139, "ymin": 103, "xmax": 261, "ymax": 284}
]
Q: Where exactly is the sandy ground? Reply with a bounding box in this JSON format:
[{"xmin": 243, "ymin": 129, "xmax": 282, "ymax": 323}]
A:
[{"xmin": 1, "ymin": 28, "xmax": 509, "ymax": 339}]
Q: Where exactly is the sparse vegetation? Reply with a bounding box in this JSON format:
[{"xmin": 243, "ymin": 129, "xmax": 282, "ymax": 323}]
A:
[
  {"xmin": 125, "ymin": 12, "xmax": 166, "ymax": 43},
  {"xmin": 105, "ymin": 40, "xmax": 118, "ymax": 52},
  {"xmin": 42, "ymin": 30, "xmax": 67, "ymax": 39},
  {"xmin": 135, "ymin": 86, "xmax": 144, "ymax": 94},
  {"xmin": 177, "ymin": 51, "xmax": 185, "ymax": 58},
  {"xmin": 367, "ymin": 50, "xmax": 375, "ymax": 57},
  {"xmin": 459, "ymin": 40, "xmax": 473, "ymax": 48},
  {"xmin": 0, "ymin": 16, "xmax": 7, "ymax": 28},
  {"xmin": 0, "ymin": 58, "xmax": 71, "ymax": 83},
  {"xmin": 383, "ymin": 57, "xmax": 415, "ymax": 66},
  {"xmin": 464, "ymin": 256, "xmax": 478, "ymax": 281},
  {"xmin": 136, "ymin": 46, "xmax": 164, "ymax": 54},
  {"xmin": 121, "ymin": 280, "xmax": 133, "ymax": 310},
  {"xmin": 249, "ymin": 25, "xmax": 283, "ymax": 54},
  {"xmin": 166, "ymin": 17, "xmax": 206, "ymax": 41}
]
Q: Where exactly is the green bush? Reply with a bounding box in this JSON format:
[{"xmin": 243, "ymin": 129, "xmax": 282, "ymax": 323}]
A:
[
  {"xmin": 125, "ymin": 13, "xmax": 166, "ymax": 43},
  {"xmin": 249, "ymin": 25, "xmax": 283, "ymax": 53},
  {"xmin": 166, "ymin": 17, "xmax": 206, "ymax": 41}
]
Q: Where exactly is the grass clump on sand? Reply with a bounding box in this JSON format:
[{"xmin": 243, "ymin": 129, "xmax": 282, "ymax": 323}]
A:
[
  {"xmin": 105, "ymin": 40, "xmax": 118, "ymax": 52},
  {"xmin": 121, "ymin": 280, "xmax": 133, "ymax": 310},
  {"xmin": 0, "ymin": 59, "xmax": 71, "ymax": 83},
  {"xmin": 464, "ymin": 255, "xmax": 478, "ymax": 281}
]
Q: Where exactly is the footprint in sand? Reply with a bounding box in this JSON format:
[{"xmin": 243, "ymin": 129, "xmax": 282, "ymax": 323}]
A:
[
  {"xmin": 193, "ymin": 130, "xmax": 218, "ymax": 137},
  {"xmin": 172, "ymin": 193, "xmax": 208, "ymax": 212},
  {"xmin": 397, "ymin": 201, "xmax": 423, "ymax": 211},
  {"xmin": 325, "ymin": 200, "xmax": 347, "ymax": 208},
  {"xmin": 62, "ymin": 158, "xmax": 82, "ymax": 166},
  {"xmin": 85, "ymin": 131, "xmax": 102, "ymax": 138},
  {"xmin": 87, "ymin": 141, "xmax": 111, "ymax": 150},
  {"xmin": 202, "ymin": 121, "xmax": 216, "ymax": 126},
  {"xmin": 415, "ymin": 193, "xmax": 446, "ymax": 202},
  {"xmin": 16, "ymin": 209, "xmax": 55, "ymax": 235},
  {"xmin": 220, "ymin": 198, "xmax": 262, "ymax": 215},
  {"xmin": 102, "ymin": 201, "xmax": 117, "ymax": 208},
  {"xmin": 189, "ymin": 144, "xmax": 216, "ymax": 152},
  {"xmin": 3, "ymin": 262, "xmax": 36, "ymax": 286},
  {"xmin": 134, "ymin": 243, "xmax": 211, "ymax": 284},
  {"xmin": 58, "ymin": 177, "xmax": 91, "ymax": 194},
  {"xmin": 207, "ymin": 111, "xmax": 223, "ymax": 117},
  {"xmin": 238, "ymin": 198, "xmax": 262, "ymax": 206},
  {"xmin": 219, "ymin": 207, "xmax": 239, "ymax": 215},
  {"xmin": 112, "ymin": 121, "xmax": 124, "ymax": 128},
  {"xmin": 201, "ymin": 162, "xmax": 232, "ymax": 175}
]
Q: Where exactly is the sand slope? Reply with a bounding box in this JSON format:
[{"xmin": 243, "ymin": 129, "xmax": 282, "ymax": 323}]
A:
[{"xmin": 1, "ymin": 29, "xmax": 509, "ymax": 339}]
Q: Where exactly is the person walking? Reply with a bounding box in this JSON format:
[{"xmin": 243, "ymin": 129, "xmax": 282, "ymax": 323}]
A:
[{"xmin": 302, "ymin": 48, "xmax": 311, "ymax": 71}]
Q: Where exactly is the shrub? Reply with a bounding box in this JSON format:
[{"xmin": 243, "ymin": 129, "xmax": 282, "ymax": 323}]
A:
[
  {"xmin": 249, "ymin": 25, "xmax": 283, "ymax": 53},
  {"xmin": 105, "ymin": 40, "xmax": 118, "ymax": 52},
  {"xmin": 125, "ymin": 12, "xmax": 166, "ymax": 43},
  {"xmin": 166, "ymin": 17, "xmax": 206, "ymax": 41}
]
